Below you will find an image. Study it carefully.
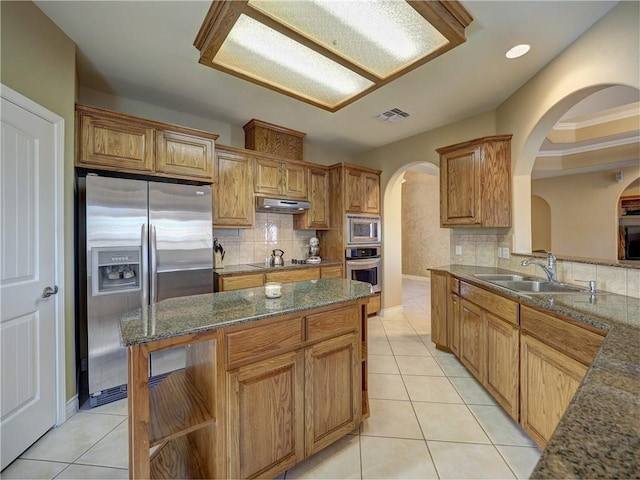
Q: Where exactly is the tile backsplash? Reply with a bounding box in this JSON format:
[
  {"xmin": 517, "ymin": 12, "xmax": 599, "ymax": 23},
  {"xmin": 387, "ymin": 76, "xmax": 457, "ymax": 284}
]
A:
[
  {"xmin": 450, "ymin": 232, "xmax": 640, "ymax": 298},
  {"xmin": 213, "ymin": 213, "xmax": 317, "ymax": 266}
]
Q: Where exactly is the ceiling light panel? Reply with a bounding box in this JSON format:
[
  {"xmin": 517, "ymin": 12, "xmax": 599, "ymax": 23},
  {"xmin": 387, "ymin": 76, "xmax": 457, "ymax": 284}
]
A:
[
  {"xmin": 194, "ymin": 1, "xmax": 473, "ymax": 112},
  {"xmin": 248, "ymin": 0, "xmax": 449, "ymax": 79},
  {"xmin": 215, "ymin": 14, "xmax": 374, "ymax": 108}
]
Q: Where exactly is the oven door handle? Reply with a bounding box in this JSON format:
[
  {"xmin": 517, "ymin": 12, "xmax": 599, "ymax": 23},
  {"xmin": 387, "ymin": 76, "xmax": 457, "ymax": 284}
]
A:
[{"xmin": 346, "ymin": 258, "xmax": 381, "ymax": 268}]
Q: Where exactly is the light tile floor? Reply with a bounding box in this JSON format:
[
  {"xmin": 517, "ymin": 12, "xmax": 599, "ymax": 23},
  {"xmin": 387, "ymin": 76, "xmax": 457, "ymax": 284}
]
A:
[{"xmin": 3, "ymin": 278, "xmax": 541, "ymax": 479}]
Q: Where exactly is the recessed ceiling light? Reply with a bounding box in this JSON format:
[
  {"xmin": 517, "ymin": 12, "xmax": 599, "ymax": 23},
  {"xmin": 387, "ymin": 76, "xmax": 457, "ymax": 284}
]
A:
[{"xmin": 505, "ymin": 44, "xmax": 531, "ymax": 59}]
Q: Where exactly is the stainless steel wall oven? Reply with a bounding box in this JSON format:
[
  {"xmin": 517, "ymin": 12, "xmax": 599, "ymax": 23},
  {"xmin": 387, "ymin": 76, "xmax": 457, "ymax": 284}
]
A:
[{"xmin": 345, "ymin": 246, "xmax": 381, "ymax": 293}]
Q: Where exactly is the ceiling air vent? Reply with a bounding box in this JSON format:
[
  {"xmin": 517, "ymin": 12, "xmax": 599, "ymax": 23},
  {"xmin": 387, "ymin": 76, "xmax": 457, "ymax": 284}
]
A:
[{"xmin": 375, "ymin": 108, "xmax": 410, "ymax": 124}]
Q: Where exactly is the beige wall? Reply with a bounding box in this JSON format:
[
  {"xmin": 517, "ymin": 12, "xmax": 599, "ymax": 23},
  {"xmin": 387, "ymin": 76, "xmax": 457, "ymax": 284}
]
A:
[
  {"xmin": 401, "ymin": 171, "xmax": 450, "ymax": 276},
  {"xmin": 1, "ymin": 1, "xmax": 77, "ymax": 402},
  {"xmin": 532, "ymin": 165, "xmax": 640, "ymax": 259},
  {"xmin": 531, "ymin": 195, "xmax": 551, "ymax": 252}
]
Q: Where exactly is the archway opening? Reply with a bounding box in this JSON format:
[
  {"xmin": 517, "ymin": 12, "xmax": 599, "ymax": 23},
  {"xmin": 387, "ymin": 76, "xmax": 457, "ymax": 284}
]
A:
[
  {"xmin": 514, "ymin": 84, "xmax": 640, "ymax": 258},
  {"xmin": 382, "ymin": 161, "xmax": 447, "ymax": 312}
]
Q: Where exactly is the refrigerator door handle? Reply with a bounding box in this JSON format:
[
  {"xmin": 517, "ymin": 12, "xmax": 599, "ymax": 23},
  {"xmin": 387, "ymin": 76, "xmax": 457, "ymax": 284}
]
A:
[
  {"xmin": 150, "ymin": 224, "xmax": 158, "ymax": 304},
  {"xmin": 141, "ymin": 223, "xmax": 149, "ymax": 307}
]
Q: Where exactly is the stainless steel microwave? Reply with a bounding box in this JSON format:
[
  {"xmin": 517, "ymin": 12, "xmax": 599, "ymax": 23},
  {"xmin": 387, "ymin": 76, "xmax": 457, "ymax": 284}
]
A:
[{"xmin": 346, "ymin": 214, "xmax": 381, "ymax": 246}]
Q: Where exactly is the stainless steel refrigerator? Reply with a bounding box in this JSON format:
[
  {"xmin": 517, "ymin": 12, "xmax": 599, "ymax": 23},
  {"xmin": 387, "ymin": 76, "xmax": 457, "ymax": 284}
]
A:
[{"xmin": 78, "ymin": 174, "xmax": 213, "ymax": 407}]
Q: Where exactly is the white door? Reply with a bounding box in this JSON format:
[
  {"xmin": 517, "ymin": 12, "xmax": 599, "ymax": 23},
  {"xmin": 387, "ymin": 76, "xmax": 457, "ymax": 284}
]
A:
[{"xmin": 1, "ymin": 88, "xmax": 62, "ymax": 469}]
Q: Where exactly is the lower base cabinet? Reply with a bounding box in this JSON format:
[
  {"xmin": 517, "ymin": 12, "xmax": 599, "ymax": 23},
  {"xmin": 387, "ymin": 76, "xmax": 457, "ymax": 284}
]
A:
[
  {"xmin": 228, "ymin": 350, "xmax": 305, "ymax": 479},
  {"xmin": 305, "ymin": 332, "xmax": 360, "ymax": 456},
  {"xmin": 430, "ymin": 270, "xmax": 607, "ymax": 449},
  {"xmin": 485, "ymin": 313, "xmax": 519, "ymax": 419},
  {"xmin": 520, "ymin": 333, "xmax": 587, "ymax": 448},
  {"xmin": 459, "ymin": 299, "xmax": 484, "ymax": 381}
]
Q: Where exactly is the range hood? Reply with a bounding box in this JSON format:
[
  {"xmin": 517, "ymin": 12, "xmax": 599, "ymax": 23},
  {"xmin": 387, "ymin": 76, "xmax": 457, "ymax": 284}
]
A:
[{"xmin": 256, "ymin": 197, "xmax": 310, "ymax": 214}]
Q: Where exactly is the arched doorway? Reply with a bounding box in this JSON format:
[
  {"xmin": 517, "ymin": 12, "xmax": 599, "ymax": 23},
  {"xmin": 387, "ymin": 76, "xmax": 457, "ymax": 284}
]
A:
[
  {"xmin": 381, "ymin": 161, "xmax": 446, "ymax": 313},
  {"xmin": 512, "ymin": 85, "xmax": 640, "ymax": 256}
]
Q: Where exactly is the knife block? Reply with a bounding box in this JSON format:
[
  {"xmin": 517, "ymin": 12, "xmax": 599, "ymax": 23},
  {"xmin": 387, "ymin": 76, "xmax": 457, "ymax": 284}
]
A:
[{"xmin": 214, "ymin": 251, "xmax": 224, "ymax": 269}]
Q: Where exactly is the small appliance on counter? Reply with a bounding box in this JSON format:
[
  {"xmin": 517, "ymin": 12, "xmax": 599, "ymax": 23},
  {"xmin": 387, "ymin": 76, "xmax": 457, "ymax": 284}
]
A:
[
  {"xmin": 306, "ymin": 236, "xmax": 321, "ymax": 264},
  {"xmin": 270, "ymin": 249, "xmax": 285, "ymax": 266}
]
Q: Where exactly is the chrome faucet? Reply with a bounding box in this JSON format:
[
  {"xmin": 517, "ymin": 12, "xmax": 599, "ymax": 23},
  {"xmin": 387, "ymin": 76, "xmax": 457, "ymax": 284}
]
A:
[{"xmin": 521, "ymin": 252, "xmax": 557, "ymax": 283}]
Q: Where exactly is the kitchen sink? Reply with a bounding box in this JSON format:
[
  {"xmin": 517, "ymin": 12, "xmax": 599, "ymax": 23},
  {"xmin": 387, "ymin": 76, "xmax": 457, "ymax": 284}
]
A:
[
  {"xmin": 472, "ymin": 273, "xmax": 591, "ymax": 294},
  {"xmin": 473, "ymin": 273, "xmax": 539, "ymax": 282},
  {"xmin": 490, "ymin": 280, "xmax": 587, "ymax": 294}
]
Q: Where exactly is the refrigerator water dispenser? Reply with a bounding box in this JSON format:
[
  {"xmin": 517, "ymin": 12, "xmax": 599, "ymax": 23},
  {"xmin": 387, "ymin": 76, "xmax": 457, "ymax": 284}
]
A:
[{"xmin": 92, "ymin": 247, "xmax": 141, "ymax": 296}]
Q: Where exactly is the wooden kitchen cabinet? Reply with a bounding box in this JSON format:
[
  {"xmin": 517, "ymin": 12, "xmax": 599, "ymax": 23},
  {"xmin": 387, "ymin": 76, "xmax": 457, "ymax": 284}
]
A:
[
  {"xmin": 243, "ymin": 118, "xmax": 305, "ymax": 161},
  {"xmin": 155, "ymin": 128, "xmax": 214, "ymax": 179},
  {"xmin": 305, "ymin": 332, "xmax": 360, "ymax": 456},
  {"xmin": 227, "ymin": 349, "xmax": 305, "ymax": 478},
  {"xmin": 216, "ymin": 273, "xmax": 264, "ymax": 292},
  {"xmin": 485, "ymin": 312, "xmax": 519, "ymax": 419},
  {"xmin": 459, "ymin": 281, "xmax": 520, "ymax": 420},
  {"xmin": 294, "ymin": 166, "xmax": 330, "ymax": 230},
  {"xmin": 76, "ymin": 106, "xmax": 155, "ymax": 173},
  {"xmin": 254, "ymin": 156, "xmax": 308, "ymax": 200},
  {"xmin": 519, "ymin": 305, "xmax": 605, "ymax": 447},
  {"xmin": 344, "ymin": 167, "xmax": 380, "ymax": 214},
  {"xmin": 459, "ymin": 299, "xmax": 484, "ymax": 380},
  {"xmin": 320, "ymin": 264, "xmax": 343, "ymax": 279},
  {"xmin": 227, "ymin": 305, "xmax": 362, "ymax": 477},
  {"xmin": 213, "ymin": 145, "xmax": 255, "ymax": 228},
  {"xmin": 127, "ymin": 295, "xmax": 369, "ymax": 480},
  {"xmin": 76, "ymin": 104, "xmax": 217, "ymax": 182},
  {"xmin": 266, "ymin": 268, "xmax": 320, "ymax": 284},
  {"xmin": 437, "ymin": 134, "xmax": 512, "ymax": 227},
  {"xmin": 430, "ymin": 270, "xmax": 449, "ymax": 349}
]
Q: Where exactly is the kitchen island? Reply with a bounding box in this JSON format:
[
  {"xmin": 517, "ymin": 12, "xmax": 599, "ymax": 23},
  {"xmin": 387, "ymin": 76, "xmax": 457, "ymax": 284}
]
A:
[
  {"xmin": 430, "ymin": 265, "xmax": 640, "ymax": 479},
  {"xmin": 120, "ymin": 278, "xmax": 374, "ymax": 479}
]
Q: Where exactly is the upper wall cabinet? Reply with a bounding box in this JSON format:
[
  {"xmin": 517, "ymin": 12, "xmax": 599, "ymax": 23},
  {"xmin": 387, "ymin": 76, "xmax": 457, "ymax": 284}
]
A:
[
  {"xmin": 345, "ymin": 166, "xmax": 381, "ymax": 215},
  {"xmin": 254, "ymin": 155, "xmax": 308, "ymax": 200},
  {"xmin": 76, "ymin": 104, "xmax": 217, "ymax": 182},
  {"xmin": 214, "ymin": 145, "xmax": 254, "ymax": 228},
  {"xmin": 294, "ymin": 166, "xmax": 330, "ymax": 230},
  {"xmin": 243, "ymin": 119, "xmax": 306, "ymax": 161},
  {"xmin": 437, "ymin": 135, "xmax": 512, "ymax": 227}
]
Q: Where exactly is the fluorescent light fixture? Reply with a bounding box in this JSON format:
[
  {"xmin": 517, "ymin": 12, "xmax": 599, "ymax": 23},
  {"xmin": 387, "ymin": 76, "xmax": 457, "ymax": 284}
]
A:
[
  {"xmin": 194, "ymin": 1, "xmax": 472, "ymax": 112},
  {"xmin": 506, "ymin": 44, "xmax": 531, "ymax": 59}
]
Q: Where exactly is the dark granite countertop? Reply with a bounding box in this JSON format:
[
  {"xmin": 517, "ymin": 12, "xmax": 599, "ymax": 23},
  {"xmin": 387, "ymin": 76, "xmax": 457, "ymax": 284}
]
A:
[
  {"xmin": 214, "ymin": 260, "xmax": 343, "ymax": 276},
  {"xmin": 430, "ymin": 265, "xmax": 640, "ymax": 479},
  {"xmin": 119, "ymin": 278, "xmax": 372, "ymax": 346}
]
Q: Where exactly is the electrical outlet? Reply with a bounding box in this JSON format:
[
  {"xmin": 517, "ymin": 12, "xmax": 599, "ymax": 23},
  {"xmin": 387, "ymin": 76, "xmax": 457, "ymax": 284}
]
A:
[
  {"xmin": 455, "ymin": 245, "xmax": 462, "ymax": 255},
  {"xmin": 503, "ymin": 247, "xmax": 510, "ymax": 259},
  {"xmin": 497, "ymin": 247, "xmax": 503, "ymax": 259}
]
